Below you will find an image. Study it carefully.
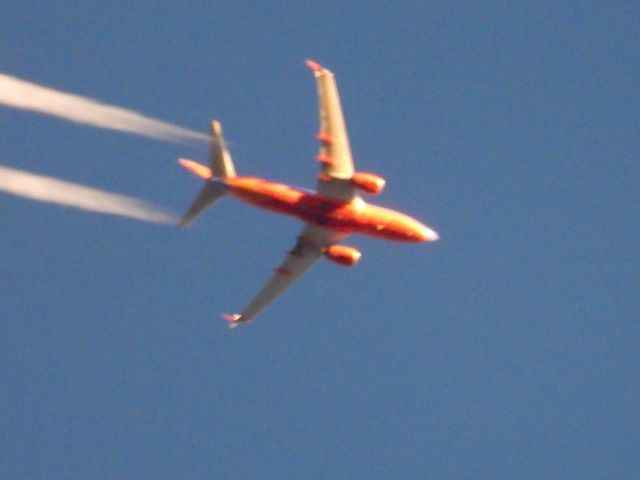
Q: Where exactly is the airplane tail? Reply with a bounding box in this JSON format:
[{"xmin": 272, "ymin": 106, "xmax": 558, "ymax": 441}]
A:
[
  {"xmin": 177, "ymin": 120, "xmax": 236, "ymax": 227},
  {"xmin": 208, "ymin": 120, "xmax": 236, "ymax": 180}
]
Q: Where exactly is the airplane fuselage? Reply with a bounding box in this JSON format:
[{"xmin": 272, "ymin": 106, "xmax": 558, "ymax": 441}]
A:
[{"xmin": 225, "ymin": 176, "xmax": 435, "ymax": 243}]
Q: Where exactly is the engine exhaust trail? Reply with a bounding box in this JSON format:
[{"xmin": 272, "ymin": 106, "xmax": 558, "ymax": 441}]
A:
[
  {"xmin": 0, "ymin": 164, "xmax": 176, "ymax": 225},
  {"xmin": 0, "ymin": 72, "xmax": 210, "ymax": 146}
]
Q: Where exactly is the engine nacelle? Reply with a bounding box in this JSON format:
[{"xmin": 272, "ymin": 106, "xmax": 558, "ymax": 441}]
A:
[
  {"xmin": 351, "ymin": 172, "xmax": 386, "ymax": 195},
  {"xmin": 325, "ymin": 245, "xmax": 361, "ymax": 267}
]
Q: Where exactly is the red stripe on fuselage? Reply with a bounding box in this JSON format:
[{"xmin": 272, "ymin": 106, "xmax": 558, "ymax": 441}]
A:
[{"xmin": 226, "ymin": 177, "xmax": 430, "ymax": 242}]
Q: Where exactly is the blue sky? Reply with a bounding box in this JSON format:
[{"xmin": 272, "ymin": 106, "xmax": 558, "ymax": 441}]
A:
[{"xmin": 1, "ymin": 2, "xmax": 638, "ymax": 478}]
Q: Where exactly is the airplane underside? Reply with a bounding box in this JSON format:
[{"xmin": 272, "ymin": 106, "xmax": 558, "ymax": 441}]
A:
[
  {"xmin": 225, "ymin": 176, "xmax": 436, "ymax": 243},
  {"xmin": 178, "ymin": 60, "xmax": 438, "ymax": 325}
]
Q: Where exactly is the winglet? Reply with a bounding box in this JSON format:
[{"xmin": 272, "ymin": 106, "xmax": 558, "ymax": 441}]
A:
[
  {"xmin": 222, "ymin": 313, "xmax": 243, "ymax": 329},
  {"xmin": 179, "ymin": 158, "xmax": 213, "ymax": 180},
  {"xmin": 305, "ymin": 59, "xmax": 324, "ymax": 74}
]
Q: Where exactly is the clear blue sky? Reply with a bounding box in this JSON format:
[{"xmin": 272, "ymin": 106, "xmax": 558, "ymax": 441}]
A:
[{"xmin": 1, "ymin": 3, "xmax": 638, "ymax": 479}]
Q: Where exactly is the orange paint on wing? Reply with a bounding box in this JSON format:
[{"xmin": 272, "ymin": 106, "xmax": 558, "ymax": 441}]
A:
[
  {"xmin": 315, "ymin": 153, "xmax": 335, "ymax": 165},
  {"xmin": 316, "ymin": 132, "xmax": 334, "ymax": 144},
  {"xmin": 305, "ymin": 59, "xmax": 324, "ymax": 73}
]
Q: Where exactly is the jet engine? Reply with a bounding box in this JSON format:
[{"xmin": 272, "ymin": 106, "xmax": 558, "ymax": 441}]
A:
[
  {"xmin": 325, "ymin": 245, "xmax": 361, "ymax": 267},
  {"xmin": 351, "ymin": 172, "xmax": 386, "ymax": 195}
]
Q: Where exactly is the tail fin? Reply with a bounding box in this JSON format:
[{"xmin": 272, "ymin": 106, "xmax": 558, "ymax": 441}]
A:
[
  {"xmin": 177, "ymin": 120, "xmax": 235, "ymax": 227},
  {"xmin": 209, "ymin": 120, "xmax": 236, "ymax": 179}
]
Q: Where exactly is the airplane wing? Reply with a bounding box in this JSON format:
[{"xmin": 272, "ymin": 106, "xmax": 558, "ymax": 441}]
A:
[
  {"xmin": 306, "ymin": 60, "xmax": 356, "ymax": 202},
  {"xmin": 225, "ymin": 224, "xmax": 347, "ymax": 326}
]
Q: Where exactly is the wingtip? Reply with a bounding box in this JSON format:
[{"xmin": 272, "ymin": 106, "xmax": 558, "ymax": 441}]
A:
[
  {"xmin": 305, "ymin": 59, "xmax": 323, "ymax": 73},
  {"xmin": 222, "ymin": 313, "xmax": 243, "ymax": 329}
]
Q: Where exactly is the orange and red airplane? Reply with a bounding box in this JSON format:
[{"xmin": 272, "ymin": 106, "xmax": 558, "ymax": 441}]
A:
[{"xmin": 178, "ymin": 60, "xmax": 438, "ymax": 327}]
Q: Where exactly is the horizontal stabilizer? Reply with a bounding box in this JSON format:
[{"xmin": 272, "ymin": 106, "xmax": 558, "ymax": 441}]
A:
[
  {"xmin": 177, "ymin": 181, "xmax": 227, "ymax": 227},
  {"xmin": 179, "ymin": 158, "xmax": 213, "ymax": 179}
]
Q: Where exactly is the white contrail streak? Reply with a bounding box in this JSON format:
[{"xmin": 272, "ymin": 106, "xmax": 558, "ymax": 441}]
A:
[
  {"xmin": 0, "ymin": 72, "xmax": 210, "ymax": 145},
  {"xmin": 0, "ymin": 165, "xmax": 176, "ymax": 225}
]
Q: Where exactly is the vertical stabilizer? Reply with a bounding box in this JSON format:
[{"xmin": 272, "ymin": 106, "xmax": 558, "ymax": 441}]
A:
[{"xmin": 209, "ymin": 120, "xmax": 236, "ymax": 179}]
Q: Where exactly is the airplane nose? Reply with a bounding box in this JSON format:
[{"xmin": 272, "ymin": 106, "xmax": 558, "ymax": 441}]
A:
[
  {"xmin": 420, "ymin": 225, "xmax": 439, "ymax": 242},
  {"xmin": 390, "ymin": 214, "xmax": 439, "ymax": 242}
]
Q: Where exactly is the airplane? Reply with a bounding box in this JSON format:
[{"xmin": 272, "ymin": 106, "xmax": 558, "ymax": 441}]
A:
[{"xmin": 178, "ymin": 60, "xmax": 438, "ymax": 327}]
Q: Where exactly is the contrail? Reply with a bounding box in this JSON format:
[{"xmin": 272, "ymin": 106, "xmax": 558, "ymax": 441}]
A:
[
  {"xmin": 0, "ymin": 164, "xmax": 177, "ymax": 225},
  {"xmin": 0, "ymin": 72, "xmax": 210, "ymax": 145}
]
